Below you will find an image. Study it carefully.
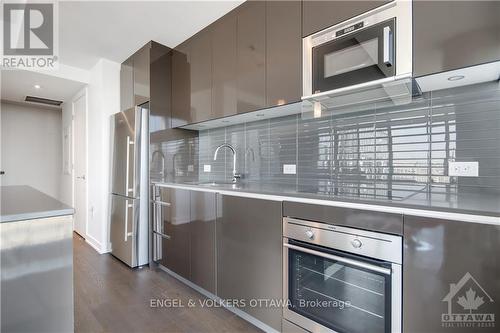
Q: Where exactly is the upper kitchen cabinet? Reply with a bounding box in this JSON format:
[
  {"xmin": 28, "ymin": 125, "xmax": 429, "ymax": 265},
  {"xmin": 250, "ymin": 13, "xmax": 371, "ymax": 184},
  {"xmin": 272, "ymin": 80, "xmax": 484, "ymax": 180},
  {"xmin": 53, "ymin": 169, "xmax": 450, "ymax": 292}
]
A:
[
  {"xmin": 120, "ymin": 56, "xmax": 134, "ymax": 111},
  {"xmin": 266, "ymin": 1, "xmax": 302, "ymax": 107},
  {"xmin": 302, "ymin": 1, "xmax": 391, "ymax": 37},
  {"xmin": 211, "ymin": 11, "xmax": 238, "ymax": 119},
  {"xmin": 236, "ymin": 0, "xmax": 266, "ymax": 114},
  {"xmin": 172, "ymin": 30, "xmax": 212, "ymax": 127},
  {"xmin": 149, "ymin": 42, "xmax": 172, "ymax": 133},
  {"xmin": 133, "ymin": 44, "xmax": 150, "ymax": 106},
  {"xmin": 171, "ymin": 42, "xmax": 190, "ymax": 128},
  {"xmin": 413, "ymin": 1, "xmax": 500, "ymax": 77},
  {"xmin": 120, "ymin": 42, "xmax": 172, "ymax": 131},
  {"xmin": 189, "ymin": 30, "xmax": 212, "ymax": 124}
]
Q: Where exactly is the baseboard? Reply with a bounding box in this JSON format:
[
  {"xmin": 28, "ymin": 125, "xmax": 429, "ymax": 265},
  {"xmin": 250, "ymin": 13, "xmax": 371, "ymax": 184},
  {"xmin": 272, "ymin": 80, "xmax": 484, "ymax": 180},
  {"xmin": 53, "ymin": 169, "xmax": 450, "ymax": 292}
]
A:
[
  {"xmin": 84, "ymin": 234, "xmax": 104, "ymax": 254},
  {"xmin": 157, "ymin": 265, "xmax": 280, "ymax": 333}
]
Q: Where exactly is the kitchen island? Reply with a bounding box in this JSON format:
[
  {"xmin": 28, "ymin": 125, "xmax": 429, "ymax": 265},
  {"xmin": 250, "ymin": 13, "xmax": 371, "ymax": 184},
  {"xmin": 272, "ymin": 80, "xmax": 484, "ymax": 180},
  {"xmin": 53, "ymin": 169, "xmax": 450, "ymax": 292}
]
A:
[{"xmin": 1, "ymin": 185, "xmax": 74, "ymax": 332}]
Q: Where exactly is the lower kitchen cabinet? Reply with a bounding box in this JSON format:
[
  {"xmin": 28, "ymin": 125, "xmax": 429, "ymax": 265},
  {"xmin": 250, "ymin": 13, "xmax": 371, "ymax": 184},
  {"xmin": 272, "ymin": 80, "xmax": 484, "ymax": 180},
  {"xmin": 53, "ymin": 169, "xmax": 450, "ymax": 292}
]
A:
[
  {"xmin": 158, "ymin": 187, "xmax": 191, "ymax": 279},
  {"xmin": 403, "ymin": 216, "xmax": 500, "ymax": 333},
  {"xmin": 189, "ymin": 191, "xmax": 216, "ymax": 293},
  {"xmin": 154, "ymin": 187, "xmax": 216, "ymax": 293},
  {"xmin": 216, "ymin": 194, "xmax": 282, "ymax": 330}
]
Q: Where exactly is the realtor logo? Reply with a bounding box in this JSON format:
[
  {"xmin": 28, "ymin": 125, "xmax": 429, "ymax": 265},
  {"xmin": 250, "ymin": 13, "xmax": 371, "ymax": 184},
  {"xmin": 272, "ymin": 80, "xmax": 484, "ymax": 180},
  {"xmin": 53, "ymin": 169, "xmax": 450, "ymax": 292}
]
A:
[
  {"xmin": 442, "ymin": 272, "xmax": 495, "ymax": 328},
  {"xmin": 2, "ymin": 1, "xmax": 58, "ymax": 69}
]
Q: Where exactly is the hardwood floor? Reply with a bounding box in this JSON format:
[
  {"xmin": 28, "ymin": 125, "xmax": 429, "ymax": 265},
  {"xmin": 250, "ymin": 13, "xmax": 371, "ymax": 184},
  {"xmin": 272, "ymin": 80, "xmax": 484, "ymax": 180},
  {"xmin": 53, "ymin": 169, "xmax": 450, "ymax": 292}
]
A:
[{"xmin": 74, "ymin": 234, "xmax": 262, "ymax": 333}]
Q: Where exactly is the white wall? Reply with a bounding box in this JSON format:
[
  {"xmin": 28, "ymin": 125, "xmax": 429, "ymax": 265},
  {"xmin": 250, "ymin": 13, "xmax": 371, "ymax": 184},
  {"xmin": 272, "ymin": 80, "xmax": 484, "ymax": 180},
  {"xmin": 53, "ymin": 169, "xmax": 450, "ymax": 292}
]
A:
[
  {"xmin": 85, "ymin": 58, "xmax": 120, "ymax": 253},
  {"xmin": 0, "ymin": 102, "xmax": 62, "ymax": 199}
]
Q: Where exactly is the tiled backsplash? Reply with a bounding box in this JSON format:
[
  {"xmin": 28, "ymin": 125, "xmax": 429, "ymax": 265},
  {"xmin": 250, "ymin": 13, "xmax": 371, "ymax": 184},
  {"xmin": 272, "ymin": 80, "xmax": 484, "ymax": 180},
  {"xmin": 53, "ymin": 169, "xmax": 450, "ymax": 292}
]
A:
[{"xmin": 155, "ymin": 82, "xmax": 500, "ymax": 200}]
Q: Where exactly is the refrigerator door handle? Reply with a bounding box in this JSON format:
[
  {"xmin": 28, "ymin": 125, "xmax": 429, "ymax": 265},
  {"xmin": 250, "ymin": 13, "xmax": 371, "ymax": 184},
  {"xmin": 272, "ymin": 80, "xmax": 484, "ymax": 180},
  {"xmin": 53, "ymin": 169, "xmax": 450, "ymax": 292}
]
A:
[
  {"xmin": 124, "ymin": 199, "xmax": 129, "ymax": 241},
  {"xmin": 125, "ymin": 136, "xmax": 135, "ymax": 195},
  {"xmin": 124, "ymin": 200, "xmax": 133, "ymax": 241}
]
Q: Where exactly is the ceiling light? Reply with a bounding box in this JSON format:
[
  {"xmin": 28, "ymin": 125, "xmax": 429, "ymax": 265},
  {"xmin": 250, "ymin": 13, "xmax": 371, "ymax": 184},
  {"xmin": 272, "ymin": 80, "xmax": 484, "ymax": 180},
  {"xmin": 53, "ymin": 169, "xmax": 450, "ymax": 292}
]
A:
[
  {"xmin": 447, "ymin": 75, "xmax": 465, "ymax": 81},
  {"xmin": 34, "ymin": 84, "xmax": 41, "ymax": 89}
]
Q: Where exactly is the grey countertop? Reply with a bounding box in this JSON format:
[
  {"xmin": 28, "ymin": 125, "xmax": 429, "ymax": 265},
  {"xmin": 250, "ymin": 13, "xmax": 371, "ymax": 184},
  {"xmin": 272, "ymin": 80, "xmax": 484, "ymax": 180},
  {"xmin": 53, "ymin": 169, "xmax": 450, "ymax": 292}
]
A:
[
  {"xmin": 1, "ymin": 186, "xmax": 74, "ymax": 223},
  {"xmin": 152, "ymin": 180, "xmax": 500, "ymax": 219}
]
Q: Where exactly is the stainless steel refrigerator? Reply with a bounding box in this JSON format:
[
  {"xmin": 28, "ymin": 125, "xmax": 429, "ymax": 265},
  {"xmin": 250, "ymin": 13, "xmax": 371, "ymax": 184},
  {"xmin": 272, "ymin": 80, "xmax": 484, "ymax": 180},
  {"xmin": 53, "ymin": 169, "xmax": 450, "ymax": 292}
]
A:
[{"xmin": 109, "ymin": 104, "xmax": 149, "ymax": 267}]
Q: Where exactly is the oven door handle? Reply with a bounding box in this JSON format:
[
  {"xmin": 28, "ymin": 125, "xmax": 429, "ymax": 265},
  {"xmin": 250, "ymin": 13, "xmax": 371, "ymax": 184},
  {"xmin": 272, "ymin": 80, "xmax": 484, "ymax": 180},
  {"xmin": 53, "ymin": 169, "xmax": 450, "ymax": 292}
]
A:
[{"xmin": 284, "ymin": 243, "xmax": 391, "ymax": 275}]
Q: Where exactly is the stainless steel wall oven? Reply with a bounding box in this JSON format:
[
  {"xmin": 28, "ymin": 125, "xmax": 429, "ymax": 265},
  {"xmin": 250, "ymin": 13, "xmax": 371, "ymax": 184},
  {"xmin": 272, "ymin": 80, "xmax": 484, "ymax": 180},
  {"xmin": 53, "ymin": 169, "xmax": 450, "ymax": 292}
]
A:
[{"xmin": 283, "ymin": 217, "xmax": 402, "ymax": 333}]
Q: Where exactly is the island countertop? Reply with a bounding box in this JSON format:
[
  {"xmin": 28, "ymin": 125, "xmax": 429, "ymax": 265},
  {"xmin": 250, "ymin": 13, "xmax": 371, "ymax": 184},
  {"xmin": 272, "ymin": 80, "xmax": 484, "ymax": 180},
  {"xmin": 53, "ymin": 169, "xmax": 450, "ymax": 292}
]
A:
[{"xmin": 0, "ymin": 185, "xmax": 74, "ymax": 223}]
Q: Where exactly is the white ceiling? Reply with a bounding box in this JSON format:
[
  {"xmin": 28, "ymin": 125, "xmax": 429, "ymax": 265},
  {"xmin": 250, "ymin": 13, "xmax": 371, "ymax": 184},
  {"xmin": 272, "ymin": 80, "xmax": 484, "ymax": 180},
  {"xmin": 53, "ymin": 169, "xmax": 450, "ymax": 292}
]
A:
[
  {"xmin": 59, "ymin": 0, "xmax": 244, "ymax": 69},
  {"xmin": 1, "ymin": 69, "xmax": 86, "ymax": 106}
]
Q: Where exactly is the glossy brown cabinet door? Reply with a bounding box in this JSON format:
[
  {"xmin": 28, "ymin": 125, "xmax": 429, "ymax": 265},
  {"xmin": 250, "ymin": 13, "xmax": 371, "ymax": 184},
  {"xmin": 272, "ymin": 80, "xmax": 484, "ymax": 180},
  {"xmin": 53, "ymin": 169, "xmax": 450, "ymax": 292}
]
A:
[
  {"xmin": 302, "ymin": 1, "xmax": 390, "ymax": 37},
  {"xmin": 189, "ymin": 191, "xmax": 216, "ymax": 294},
  {"xmin": 217, "ymin": 195, "xmax": 282, "ymax": 330},
  {"xmin": 189, "ymin": 30, "xmax": 212, "ymax": 124},
  {"xmin": 212, "ymin": 12, "xmax": 238, "ymax": 119},
  {"xmin": 413, "ymin": 1, "xmax": 500, "ymax": 77},
  {"xmin": 161, "ymin": 188, "xmax": 191, "ymax": 279},
  {"xmin": 403, "ymin": 216, "xmax": 500, "ymax": 333},
  {"xmin": 149, "ymin": 42, "xmax": 172, "ymax": 132},
  {"xmin": 171, "ymin": 42, "xmax": 191, "ymax": 127},
  {"xmin": 236, "ymin": 0, "xmax": 266, "ymax": 114},
  {"xmin": 133, "ymin": 44, "xmax": 150, "ymax": 106},
  {"xmin": 120, "ymin": 56, "xmax": 134, "ymax": 112},
  {"xmin": 266, "ymin": 1, "xmax": 302, "ymax": 107}
]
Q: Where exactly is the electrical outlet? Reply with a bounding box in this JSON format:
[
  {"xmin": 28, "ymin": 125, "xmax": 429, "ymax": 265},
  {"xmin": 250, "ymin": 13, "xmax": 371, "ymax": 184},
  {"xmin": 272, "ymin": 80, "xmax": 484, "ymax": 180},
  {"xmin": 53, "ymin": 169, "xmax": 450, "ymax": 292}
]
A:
[
  {"xmin": 187, "ymin": 165, "xmax": 194, "ymax": 172},
  {"xmin": 203, "ymin": 164, "xmax": 211, "ymax": 173},
  {"xmin": 448, "ymin": 161, "xmax": 479, "ymax": 177},
  {"xmin": 283, "ymin": 164, "xmax": 297, "ymax": 175}
]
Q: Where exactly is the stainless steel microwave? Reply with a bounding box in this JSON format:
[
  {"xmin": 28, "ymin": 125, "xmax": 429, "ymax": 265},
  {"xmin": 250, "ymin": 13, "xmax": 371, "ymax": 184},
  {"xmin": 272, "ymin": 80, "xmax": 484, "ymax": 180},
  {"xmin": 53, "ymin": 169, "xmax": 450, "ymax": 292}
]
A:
[{"xmin": 302, "ymin": 1, "xmax": 413, "ymax": 100}]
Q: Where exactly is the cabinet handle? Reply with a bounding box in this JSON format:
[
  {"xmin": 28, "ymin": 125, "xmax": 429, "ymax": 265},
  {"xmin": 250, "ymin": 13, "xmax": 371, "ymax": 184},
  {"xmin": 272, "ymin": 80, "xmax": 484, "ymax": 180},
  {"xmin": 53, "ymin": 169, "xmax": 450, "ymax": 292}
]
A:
[{"xmin": 383, "ymin": 26, "xmax": 393, "ymax": 67}]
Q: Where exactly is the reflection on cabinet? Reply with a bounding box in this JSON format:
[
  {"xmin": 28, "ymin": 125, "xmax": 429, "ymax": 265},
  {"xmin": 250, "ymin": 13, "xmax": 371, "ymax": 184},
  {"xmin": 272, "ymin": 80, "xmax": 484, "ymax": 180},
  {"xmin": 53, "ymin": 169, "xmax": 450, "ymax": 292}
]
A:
[
  {"xmin": 155, "ymin": 187, "xmax": 216, "ymax": 293},
  {"xmin": 120, "ymin": 56, "xmax": 134, "ymax": 111},
  {"xmin": 413, "ymin": 1, "xmax": 500, "ymax": 77},
  {"xmin": 217, "ymin": 194, "xmax": 282, "ymax": 330},
  {"xmin": 236, "ymin": 0, "xmax": 266, "ymax": 114},
  {"xmin": 403, "ymin": 216, "xmax": 500, "ymax": 333},
  {"xmin": 266, "ymin": 0, "xmax": 302, "ymax": 107},
  {"xmin": 302, "ymin": 1, "xmax": 390, "ymax": 37},
  {"xmin": 212, "ymin": 12, "xmax": 238, "ymax": 119}
]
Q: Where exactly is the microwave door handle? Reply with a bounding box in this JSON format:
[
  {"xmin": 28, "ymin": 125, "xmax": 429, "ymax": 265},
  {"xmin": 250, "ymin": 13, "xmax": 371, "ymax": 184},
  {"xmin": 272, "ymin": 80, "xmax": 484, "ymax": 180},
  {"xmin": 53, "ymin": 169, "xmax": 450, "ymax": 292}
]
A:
[{"xmin": 383, "ymin": 26, "xmax": 393, "ymax": 67}]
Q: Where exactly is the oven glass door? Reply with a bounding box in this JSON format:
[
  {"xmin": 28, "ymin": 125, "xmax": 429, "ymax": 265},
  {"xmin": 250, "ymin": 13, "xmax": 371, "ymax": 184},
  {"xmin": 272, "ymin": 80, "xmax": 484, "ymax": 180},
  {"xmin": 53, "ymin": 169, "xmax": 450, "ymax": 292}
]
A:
[
  {"xmin": 312, "ymin": 19, "xmax": 395, "ymax": 94},
  {"xmin": 286, "ymin": 240, "xmax": 392, "ymax": 333}
]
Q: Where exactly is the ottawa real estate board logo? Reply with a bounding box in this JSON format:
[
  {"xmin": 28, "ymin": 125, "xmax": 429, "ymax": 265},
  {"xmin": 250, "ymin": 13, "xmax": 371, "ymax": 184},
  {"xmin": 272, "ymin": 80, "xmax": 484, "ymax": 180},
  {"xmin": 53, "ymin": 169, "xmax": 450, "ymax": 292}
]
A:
[
  {"xmin": 2, "ymin": 1, "xmax": 58, "ymax": 69},
  {"xmin": 442, "ymin": 272, "xmax": 495, "ymax": 329}
]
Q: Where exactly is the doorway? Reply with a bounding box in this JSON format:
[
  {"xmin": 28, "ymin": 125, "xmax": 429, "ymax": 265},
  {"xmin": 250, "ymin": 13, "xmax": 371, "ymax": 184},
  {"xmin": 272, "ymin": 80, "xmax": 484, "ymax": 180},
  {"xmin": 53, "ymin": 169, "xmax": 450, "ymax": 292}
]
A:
[{"xmin": 73, "ymin": 90, "xmax": 87, "ymax": 237}]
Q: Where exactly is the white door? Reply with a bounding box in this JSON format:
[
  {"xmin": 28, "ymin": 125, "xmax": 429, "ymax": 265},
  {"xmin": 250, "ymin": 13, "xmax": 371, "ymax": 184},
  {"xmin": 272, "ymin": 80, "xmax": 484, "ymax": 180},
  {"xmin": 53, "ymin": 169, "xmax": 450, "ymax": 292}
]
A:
[{"xmin": 73, "ymin": 92, "xmax": 87, "ymax": 237}]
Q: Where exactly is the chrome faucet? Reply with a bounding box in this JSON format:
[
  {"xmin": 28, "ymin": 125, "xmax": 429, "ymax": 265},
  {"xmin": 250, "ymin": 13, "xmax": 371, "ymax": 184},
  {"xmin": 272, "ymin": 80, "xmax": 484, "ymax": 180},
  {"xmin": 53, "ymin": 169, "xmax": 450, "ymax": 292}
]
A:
[
  {"xmin": 213, "ymin": 143, "xmax": 241, "ymax": 183},
  {"xmin": 151, "ymin": 150, "xmax": 166, "ymax": 180}
]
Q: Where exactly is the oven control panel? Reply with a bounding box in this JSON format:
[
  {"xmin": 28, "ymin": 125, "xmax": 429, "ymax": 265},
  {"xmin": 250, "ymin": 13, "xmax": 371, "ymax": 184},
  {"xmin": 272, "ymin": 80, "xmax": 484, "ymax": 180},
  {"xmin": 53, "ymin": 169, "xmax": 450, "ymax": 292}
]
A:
[{"xmin": 283, "ymin": 217, "xmax": 402, "ymax": 264}]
